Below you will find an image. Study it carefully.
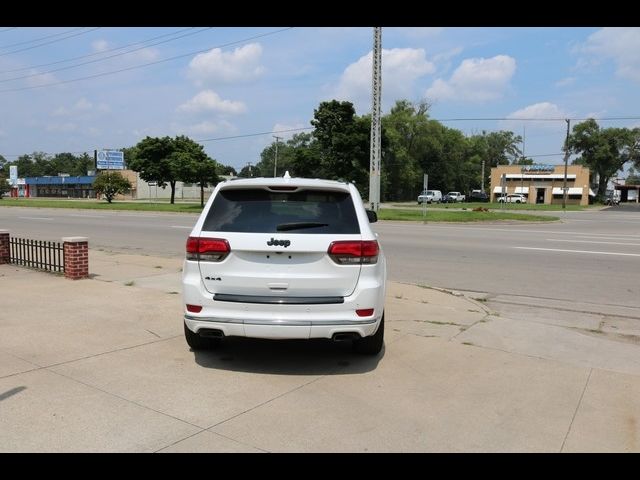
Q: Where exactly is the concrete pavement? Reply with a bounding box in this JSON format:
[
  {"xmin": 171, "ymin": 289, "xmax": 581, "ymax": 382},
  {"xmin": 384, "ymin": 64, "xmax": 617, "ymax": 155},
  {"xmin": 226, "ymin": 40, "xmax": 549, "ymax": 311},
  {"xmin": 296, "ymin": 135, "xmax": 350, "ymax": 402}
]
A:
[{"xmin": 1, "ymin": 250, "xmax": 639, "ymax": 452}]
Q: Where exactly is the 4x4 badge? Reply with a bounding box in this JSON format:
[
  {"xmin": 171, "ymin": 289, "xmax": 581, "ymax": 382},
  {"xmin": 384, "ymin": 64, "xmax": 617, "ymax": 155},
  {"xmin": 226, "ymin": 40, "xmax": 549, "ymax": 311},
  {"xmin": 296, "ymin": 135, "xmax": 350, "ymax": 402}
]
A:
[{"xmin": 267, "ymin": 238, "xmax": 291, "ymax": 247}]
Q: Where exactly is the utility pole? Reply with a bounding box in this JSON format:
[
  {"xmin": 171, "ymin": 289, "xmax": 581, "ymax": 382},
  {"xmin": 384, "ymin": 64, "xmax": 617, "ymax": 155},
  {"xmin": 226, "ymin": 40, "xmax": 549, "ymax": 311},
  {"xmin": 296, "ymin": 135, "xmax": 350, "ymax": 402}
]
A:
[
  {"xmin": 481, "ymin": 159, "xmax": 485, "ymax": 193},
  {"xmin": 562, "ymin": 119, "xmax": 570, "ymax": 210},
  {"xmin": 368, "ymin": 27, "xmax": 382, "ymax": 212},
  {"xmin": 272, "ymin": 135, "xmax": 282, "ymax": 177},
  {"xmin": 247, "ymin": 162, "xmax": 252, "ymax": 178},
  {"xmin": 521, "ymin": 126, "xmax": 525, "ymax": 199}
]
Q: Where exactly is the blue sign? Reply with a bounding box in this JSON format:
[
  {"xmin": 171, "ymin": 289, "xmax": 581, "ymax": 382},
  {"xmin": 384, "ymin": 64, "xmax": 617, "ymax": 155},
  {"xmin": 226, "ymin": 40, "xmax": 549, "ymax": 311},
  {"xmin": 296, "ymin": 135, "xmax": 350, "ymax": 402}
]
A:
[{"xmin": 96, "ymin": 150, "xmax": 124, "ymax": 170}]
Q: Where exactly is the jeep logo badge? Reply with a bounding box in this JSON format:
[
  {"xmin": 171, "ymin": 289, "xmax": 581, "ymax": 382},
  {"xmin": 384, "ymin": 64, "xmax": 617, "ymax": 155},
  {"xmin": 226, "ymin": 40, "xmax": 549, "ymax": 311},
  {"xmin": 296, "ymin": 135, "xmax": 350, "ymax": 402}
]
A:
[{"xmin": 267, "ymin": 238, "xmax": 291, "ymax": 248}]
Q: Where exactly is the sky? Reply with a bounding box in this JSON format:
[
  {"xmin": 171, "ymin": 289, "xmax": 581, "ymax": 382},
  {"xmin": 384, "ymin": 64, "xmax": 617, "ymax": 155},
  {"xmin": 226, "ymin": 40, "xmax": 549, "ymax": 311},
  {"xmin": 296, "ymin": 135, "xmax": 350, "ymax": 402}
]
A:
[{"xmin": 1, "ymin": 26, "xmax": 639, "ymax": 175}]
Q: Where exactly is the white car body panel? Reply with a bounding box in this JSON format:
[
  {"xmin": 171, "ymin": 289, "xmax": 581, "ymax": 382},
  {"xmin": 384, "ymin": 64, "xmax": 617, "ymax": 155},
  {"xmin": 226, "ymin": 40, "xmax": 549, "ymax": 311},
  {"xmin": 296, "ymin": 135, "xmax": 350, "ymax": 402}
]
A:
[{"xmin": 182, "ymin": 177, "xmax": 387, "ymax": 342}]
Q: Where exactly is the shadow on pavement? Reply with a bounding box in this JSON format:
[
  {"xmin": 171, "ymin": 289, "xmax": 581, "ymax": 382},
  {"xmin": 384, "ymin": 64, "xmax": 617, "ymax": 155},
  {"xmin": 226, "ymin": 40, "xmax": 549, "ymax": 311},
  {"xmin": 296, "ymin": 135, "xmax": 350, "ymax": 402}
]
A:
[{"xmin": 192, "ymin": 337, "xmax": 384, "ymax": 376}]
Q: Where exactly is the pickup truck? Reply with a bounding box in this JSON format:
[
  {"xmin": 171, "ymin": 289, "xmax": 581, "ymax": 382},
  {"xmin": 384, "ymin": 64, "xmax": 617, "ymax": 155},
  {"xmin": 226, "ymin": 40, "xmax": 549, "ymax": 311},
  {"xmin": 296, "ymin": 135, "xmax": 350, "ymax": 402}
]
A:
[{"xmin": 444, "ymin": 191, "xmax": 466, "ymax": 203}]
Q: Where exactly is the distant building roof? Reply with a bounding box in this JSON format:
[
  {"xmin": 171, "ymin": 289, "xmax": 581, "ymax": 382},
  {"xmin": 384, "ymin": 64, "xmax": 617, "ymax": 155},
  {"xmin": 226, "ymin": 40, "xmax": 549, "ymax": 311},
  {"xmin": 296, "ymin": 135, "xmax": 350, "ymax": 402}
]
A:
[{"xmin": 25, "ymin": 176, "xmax": 95, "ymax": 185}]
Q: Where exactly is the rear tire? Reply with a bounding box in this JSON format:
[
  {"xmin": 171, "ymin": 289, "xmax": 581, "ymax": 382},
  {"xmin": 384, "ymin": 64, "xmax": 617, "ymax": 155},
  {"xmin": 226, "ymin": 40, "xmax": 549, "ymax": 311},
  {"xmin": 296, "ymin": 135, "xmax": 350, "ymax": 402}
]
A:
[
  {"xmin": 353, "ymin": 314, "xmax": 384, "ymax": 355},
  {"xmin": 184, "ymin": 323, "xmax": 219, "ymax": 350}
]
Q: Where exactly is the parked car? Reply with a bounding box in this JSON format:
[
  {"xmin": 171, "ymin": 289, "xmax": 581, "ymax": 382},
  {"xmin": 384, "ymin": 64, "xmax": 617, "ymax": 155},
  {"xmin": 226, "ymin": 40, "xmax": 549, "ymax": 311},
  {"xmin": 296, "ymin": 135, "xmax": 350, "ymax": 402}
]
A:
[
  {"xmin": 497, "ymin": 194, "xmax": 527, "ymax": 203},
  {"xmin": 468, "ymin": 190, "xmax": 489, "ymax": 202},
  {"xmin": 182, "ymin": 174, "xmax": 387, "ymax": 355},
  {"xmin": 444, "ymin": 191, "xmax": 465, "ymax": 203},
  {"xmin": 417, "ymin": 189, "xmax": 442, "ymax": 204}
]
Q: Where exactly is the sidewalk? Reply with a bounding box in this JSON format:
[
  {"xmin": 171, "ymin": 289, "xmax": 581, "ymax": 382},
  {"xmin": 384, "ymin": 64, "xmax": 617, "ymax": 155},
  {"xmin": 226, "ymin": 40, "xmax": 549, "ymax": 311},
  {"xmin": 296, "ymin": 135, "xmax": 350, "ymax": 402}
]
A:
[{"xmin": 1, "ymin": 251, "xmax": 639, "ymax": 452}]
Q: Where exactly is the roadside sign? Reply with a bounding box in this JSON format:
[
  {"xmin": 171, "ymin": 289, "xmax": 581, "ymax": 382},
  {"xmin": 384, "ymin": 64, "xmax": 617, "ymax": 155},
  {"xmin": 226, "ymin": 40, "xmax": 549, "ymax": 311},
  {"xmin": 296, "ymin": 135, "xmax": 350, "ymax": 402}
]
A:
[
  {"xmin": 96, "ymin": 150, "xmax": 125, "ymax": 170},
  {"xmin": 9, "ymin": 165, "xmax": 18, "ymax": 185}
]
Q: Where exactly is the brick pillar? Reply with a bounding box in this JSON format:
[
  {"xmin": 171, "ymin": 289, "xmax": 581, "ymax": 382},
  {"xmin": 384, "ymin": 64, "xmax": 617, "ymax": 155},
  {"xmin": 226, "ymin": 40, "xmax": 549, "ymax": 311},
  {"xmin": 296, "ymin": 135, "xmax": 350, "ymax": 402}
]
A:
[
  {"xmin": 63, "ymin": 237, "xmax": 89, "ymax": 280},
  {"xmin": 0, "ymin": 230, "xmax": 9, "ymax": 265}
]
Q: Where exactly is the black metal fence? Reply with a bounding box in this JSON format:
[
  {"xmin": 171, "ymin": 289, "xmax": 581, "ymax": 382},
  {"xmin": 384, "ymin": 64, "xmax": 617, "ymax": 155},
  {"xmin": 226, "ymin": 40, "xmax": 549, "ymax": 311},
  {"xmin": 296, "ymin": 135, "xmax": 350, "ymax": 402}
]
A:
[{"xmin": 9, "ymin": 237, "xmax": 64, "ymax": 273}]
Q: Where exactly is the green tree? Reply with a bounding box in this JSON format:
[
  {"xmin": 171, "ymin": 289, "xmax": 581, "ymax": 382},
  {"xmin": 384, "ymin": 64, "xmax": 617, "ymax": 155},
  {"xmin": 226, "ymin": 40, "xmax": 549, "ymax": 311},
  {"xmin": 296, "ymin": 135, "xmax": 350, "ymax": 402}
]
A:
[
  {"xmin": 237, "ymin": 164, "xmax": 254, "ymax": 178},
  {"xmin": 311, "ymin": 100, "xmax": 370, "ymax": 196},
  {"xmin": 217, "ymin": 164, "xmax": 237, "ymax": 176},
  {"xmin": 627, "ymin": 167, "xmax": 640, "ymax": 185},
  {"xmin": 568, "ymin": 119, "xmax": 640, "ymax": 200},
  {"xmin": 513, "ymin": 157, "xmax": 534, "ymax": 165},
  {"xmin": 0, "ymin": 171, "xmax": 9, "ymax": 198},
  {"xmin": 175, "ymin": 137, "xmax": 220, "ymax": 207},
  {"xmin": 128, "ymin": 136, "xmax": 209, "ymax": 204},
  {"xmin": 381, "ymin": 100, "xmax": 429, "ymax": 201},
  {"xmin": 93, "ymin": 171, "xmax": 132, "ymax": 203}
]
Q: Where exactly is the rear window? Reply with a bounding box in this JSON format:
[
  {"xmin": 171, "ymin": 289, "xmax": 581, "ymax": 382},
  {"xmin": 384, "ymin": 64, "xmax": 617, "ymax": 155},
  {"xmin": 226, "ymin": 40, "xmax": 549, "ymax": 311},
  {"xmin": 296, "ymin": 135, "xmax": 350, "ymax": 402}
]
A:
[{"xmin": 202, "ymin": 188, "xmax": 360, "ymax": 234}]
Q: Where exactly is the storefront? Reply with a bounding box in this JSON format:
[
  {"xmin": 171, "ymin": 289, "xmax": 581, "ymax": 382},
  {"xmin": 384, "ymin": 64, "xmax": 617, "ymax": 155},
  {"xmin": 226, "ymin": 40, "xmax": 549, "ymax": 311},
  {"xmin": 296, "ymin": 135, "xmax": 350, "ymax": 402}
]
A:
[
  {"xmin": 24, "ymin": 176, "xmax": 96, "ymax": 198},
  {"xmin": 490, "ymin": 164, "xmax": 593, "ymax": 206}
]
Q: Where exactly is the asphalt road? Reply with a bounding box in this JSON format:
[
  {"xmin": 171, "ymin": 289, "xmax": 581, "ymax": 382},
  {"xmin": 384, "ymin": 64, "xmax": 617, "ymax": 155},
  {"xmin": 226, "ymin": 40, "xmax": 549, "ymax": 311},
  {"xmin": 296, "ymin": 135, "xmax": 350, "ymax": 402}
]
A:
[{"xmin": 1, "ymin": 204, "xmax": 639, "ymax": 308}]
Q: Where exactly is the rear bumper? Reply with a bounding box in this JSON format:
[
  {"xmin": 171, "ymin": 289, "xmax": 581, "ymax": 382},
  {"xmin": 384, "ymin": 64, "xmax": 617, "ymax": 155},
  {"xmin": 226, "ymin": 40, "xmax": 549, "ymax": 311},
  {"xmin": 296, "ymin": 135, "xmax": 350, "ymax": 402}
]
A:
[
  {"xmin": 182, "ymin": 258, "xmax": 386, "ymax": 340},
  {"xmin": 184, "ymin": 314, "xmax": 380, "ymax": 340}
]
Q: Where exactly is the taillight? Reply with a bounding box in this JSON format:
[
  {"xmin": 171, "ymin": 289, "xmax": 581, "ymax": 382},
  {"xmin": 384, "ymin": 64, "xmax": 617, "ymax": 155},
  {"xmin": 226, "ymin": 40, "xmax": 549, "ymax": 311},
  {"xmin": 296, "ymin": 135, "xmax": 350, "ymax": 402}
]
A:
[
  {"xmin": 328, "ymin": 240, "xmax": 379, "ymax": 265},
  {"xmin": 356, "ymin": 308, "xmax": 374, "ymax": 317},
  {"xmin": 186, "ymin": 304, "xmax": 202, "ymax": 313},
  {"xmin": 186, "ymin": 237, "xmax": 230, "ymax": 262}
]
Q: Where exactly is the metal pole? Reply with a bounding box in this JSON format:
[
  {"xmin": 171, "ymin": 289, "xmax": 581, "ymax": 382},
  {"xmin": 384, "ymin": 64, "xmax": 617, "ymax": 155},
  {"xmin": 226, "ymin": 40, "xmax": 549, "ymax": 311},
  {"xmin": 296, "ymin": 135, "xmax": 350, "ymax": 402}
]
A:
[
  {"xmin": 481, "ymin": 159, "xmax": 485, "ymax": 193},
  {"xmin": 273, "ymin": 135, "xmax": 282, "ymax": 177},
  {"xmin": 368, "ymin": 27, "xmax": 382, "ymax": 212},
  {"xmin": 522, "ymin": 126, "xmax": 525, "ymax": 201},
  {"xmin": 562, "ymin": 119, "xmax": 570, "ymax": 210}
]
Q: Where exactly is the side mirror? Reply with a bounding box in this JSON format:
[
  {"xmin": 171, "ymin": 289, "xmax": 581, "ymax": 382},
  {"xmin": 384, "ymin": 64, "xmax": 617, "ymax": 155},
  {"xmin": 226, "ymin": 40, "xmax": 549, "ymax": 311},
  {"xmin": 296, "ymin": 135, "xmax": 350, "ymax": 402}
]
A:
[{"xmin": 366, "ymin": 209, "xmax": 378, "ymax": 223}]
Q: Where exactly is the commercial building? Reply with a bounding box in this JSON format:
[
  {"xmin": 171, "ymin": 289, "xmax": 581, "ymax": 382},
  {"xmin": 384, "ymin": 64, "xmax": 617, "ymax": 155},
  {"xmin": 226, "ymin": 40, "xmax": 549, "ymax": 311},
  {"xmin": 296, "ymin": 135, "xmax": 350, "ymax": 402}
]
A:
[
  {"xmin": 10, "ymin": 170, "xmax": 234, "ymax": 201},
  {"xmin": 490, "ymin": 164, "xmax": 594, "ymax": 206}
]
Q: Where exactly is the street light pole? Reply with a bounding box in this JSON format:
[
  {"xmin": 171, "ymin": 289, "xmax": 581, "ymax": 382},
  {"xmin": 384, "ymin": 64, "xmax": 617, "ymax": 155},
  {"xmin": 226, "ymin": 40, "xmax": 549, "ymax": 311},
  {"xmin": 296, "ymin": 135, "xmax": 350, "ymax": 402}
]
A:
[
  {"xmin": 272, "ymin": 135, "xmax": 282, "ymax": 177},
  {"xmin": 562, "ymin": 119, "xmax": 570, "ymax": 210}
]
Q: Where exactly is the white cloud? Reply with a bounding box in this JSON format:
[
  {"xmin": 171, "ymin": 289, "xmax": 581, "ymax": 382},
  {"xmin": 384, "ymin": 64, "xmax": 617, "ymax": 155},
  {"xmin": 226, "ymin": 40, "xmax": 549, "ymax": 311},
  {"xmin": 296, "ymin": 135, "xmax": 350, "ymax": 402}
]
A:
[
  {"xmin": 507, "ymin": 102, "xmax": 567, "ymax": 120},
  {"xmin": 177, "ymin": 90, "xmax": 246, "ymax": 115},
  {"xmin": 580, "ymin": 27, "xmax": 640, "ymax": 82},
  {"xmin": 171, "ymin": 120, "xmax": 236, "ymax": 136},
  {"xmin": 188, "ymin": 43, "xmax": 264, "ymax": 86},
  {"xmin": 502, "ymin": 102, "xmax": 569, "ymax": 131},
  {"xmin": 425, "ymin": 55, "xmax": 516, "ymax": 103},
  {"xmin": 92, "ymin": 40, "xmax": 110, "ymax": 53},
  {"xmin": 433, "ymin": 47, "xmax": 463, "ymax": 63},
  {"xmin": 555, "ymin": 77, "xmax": 576, "ymax": 88},
  {"xmin": 75, "ymin": 98, "xmax": 93, "ymax": 111},
  {"xmin": 26, "ymin": 70, "xmax": 57, "ymax": 87},
  {"xmin": 51, "ymin": 98, "xmax": 109, "ymax": 117},
  {"xmin": 333, "ymin": 48, "xmax": 436, "ymax": 112}
]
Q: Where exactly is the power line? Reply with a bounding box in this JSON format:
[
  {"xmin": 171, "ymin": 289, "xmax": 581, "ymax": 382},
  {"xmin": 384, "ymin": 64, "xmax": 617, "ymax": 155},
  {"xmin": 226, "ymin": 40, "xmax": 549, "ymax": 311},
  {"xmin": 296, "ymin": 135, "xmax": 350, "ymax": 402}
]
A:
[
  {"xmin": 0, "ymin": 27, "xmax": 294, "ymax": 94},
  {"xmin": 0, "ymin": 27, "xmax": 198, "ymax": 74},
  {"xmin": 0, "ymin": 27, "xmax": 85, "ymax": 49},
  {"xmin": 196, "ymin": 127, "xmax": 312, "ymax": 143},
  {"xmin": 0, "ymin": 27, "xmax": 214, "ymax": 84},
  {"xmin": 437, "ymin": 116, "xmax": 640, "ymax": 122},
  {"xmin": 1, "ymin": 117, "xmax": 637, "ymax": 160},
  {"xmin": 0, "ymin": 27, "xmax": 101, "ymax": 58}
]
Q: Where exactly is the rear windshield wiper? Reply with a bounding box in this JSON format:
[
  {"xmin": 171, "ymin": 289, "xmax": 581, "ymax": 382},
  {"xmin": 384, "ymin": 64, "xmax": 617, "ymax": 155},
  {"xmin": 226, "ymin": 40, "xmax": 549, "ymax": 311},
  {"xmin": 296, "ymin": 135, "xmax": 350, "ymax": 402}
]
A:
[{"xmin": 276, "ymin": 222, "xmax": 329, "ymax": 231}]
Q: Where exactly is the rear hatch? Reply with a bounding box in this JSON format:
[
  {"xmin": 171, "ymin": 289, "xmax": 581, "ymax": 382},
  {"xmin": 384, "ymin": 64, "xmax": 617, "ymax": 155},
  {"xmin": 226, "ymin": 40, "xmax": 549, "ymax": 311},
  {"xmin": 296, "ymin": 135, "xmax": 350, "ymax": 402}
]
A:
[{"xmin": 195, "ymin": 186, "xmax": 363, "ymax": 298}]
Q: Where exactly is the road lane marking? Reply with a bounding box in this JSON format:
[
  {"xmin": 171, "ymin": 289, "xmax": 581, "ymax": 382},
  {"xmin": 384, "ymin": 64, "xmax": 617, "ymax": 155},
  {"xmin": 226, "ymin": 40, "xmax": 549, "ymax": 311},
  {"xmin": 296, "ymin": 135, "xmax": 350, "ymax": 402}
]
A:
[
  {"xmin": 18, "ymin": 216, "xmax": 53, "ymax": 221},
  {"xmin": 377, "ymin": 224, "xmax": 640, "ymax": 238},
  {"xmin": 514, "ymin": 246, "xmax": 640, "ymax": 257},
  {"xmin": 547, "ymin": 239, "xmax": 640, "ymax": 246}
]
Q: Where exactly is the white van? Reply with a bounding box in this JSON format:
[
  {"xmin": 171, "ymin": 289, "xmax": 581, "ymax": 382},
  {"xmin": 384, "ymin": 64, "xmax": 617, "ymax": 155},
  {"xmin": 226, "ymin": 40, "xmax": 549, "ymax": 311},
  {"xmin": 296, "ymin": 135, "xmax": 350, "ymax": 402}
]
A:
[{"xmin": 417, "ymin": 190, "xmax": 442, "ymax": 204}]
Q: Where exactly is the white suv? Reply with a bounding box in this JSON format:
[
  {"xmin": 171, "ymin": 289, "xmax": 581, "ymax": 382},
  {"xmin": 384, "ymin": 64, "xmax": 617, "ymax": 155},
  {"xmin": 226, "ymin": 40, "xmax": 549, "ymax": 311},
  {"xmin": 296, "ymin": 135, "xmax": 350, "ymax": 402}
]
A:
[{"xmin": 182, "ymin": 175, "xmax": 387, "ymax": 355}]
